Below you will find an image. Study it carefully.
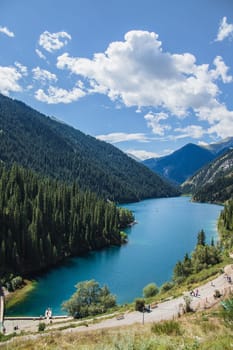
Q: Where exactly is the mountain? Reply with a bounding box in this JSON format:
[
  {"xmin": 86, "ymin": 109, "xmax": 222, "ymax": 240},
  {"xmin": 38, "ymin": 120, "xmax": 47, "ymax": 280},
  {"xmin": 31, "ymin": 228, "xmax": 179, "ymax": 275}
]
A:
[
  {"xmin": 182, "ymin": 149, "xmax": 233, "ymax": 203},
  {"xmin": 0, "ymin": 94, "xmax": 179, "ymax": 202},
  {"xmin": 202, "ymin": 137, "xmax": 233, "ymax": 155},
  {"xmin": 143, "ymin": 143, "xmax": 215, "ymax": 184}
]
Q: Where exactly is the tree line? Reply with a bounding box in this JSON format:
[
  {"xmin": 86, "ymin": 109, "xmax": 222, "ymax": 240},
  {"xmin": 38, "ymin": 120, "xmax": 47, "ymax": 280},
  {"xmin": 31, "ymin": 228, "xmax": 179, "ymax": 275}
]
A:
[
  {"xmin": 219, "ymin": 199, "xmax": 233, "ymax": 250},
  {"xmin": 0, "ymin": 163, "xmax": 134, "ymax": 278},
  {"xmin": 173, "ymin": 230, "xmax": 222, "ymax": 283}
]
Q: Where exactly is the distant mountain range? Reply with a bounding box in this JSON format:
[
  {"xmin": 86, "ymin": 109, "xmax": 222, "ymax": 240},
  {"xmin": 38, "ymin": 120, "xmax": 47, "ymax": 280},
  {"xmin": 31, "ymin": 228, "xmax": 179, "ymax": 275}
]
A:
[
  {"xmin": 143, "ymin": 138, "xmax": 233, "ymax": 185},
  {"xmin": 0, "ymin": 94, "xmax": 179, "ymax": 203},
  {"xmin": 182, "ymin": 148, "xmax": 233, "ymax": 203}
]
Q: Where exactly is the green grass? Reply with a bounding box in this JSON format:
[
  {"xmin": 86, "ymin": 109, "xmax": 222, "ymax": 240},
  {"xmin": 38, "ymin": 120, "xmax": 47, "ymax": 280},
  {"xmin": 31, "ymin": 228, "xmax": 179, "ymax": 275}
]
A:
[{"xmin": 151, "ymin": 320, "xmax": 183, "ymax": 336}]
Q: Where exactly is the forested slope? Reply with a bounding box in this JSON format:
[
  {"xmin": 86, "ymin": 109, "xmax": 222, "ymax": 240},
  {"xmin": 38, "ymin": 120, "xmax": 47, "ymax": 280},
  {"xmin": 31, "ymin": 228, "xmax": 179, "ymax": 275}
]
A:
[
  {"xmin": 0, "ymin": 94, "xmax": 179, "ymax": 202},
  {"xmin": 182, "ymin": 149, "xmax": 233, "ymax": 203},
  {"xmin": 0, "ymin": 163, "xmax": 133, "ymax": 276}
]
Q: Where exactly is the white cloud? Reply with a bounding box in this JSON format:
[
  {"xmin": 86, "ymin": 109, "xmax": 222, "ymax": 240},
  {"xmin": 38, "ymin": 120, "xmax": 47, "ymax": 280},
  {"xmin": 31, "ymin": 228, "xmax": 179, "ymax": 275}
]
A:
[
  {"xmin": 126, "ymin": 149, "xmax": 160, "ymax": 160},
  {"xmin": 144, "ymin": 112, "xmax": 171, "ymax": 136},
  {"xmin": 198, "ymin": 141, "xmax": 208, "ymax": 146},
  {"xmin": 212, "ymin": 56, "xmax": 232, "ymax": 83},
  {"xmin": 174, "ymin": 125, "xmax": 205, "ymax": 139},
  {"xmin": 56, "ymin": 30, "xmax": 232, "ymax": 131},
  {"xmin": 32, "ymin": 67, "xmax": 57, "ymax": 83},
  {"xmin": 39, "ymin": 31, "xmax": 71, "ymax": 53},
  {"xmin": 0, "ymin": 26, "xmax": 14, "ymax": 37},
  {"xmin": 14, "ymin": 62, "xmax": 28, "ymax": 76},
  {"xmin": 215, "ymin": 16, "xmax": 233, "ymax": 42},
  {"xmin": 96, "ymin": 132, "xmax": 149, "ymax": 143},
  {"xmin": 0, "ymin": 66, "xmax": 23, "ymax": 95},
  {"xmin": 206, "ymin": 105, "xmax": 233, "ymax": 138},
  {"xmin": 34, "ymin": 86, "xmax": 85, "ymax": 104},
  {"xmin": 35, "ymin": 49, "xmax": 46, "ymax": 60}
]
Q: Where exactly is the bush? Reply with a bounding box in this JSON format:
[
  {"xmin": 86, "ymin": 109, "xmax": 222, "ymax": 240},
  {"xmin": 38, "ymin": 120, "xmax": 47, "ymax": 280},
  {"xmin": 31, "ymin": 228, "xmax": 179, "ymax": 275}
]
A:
[
  {"xmin": 11, "ymin": 276, "xmax": 24, "ymax": 291},
  {"xmin": 183, "ymin": 295, "xmax": 193, "ymax": 313},
  {"xmin": 143, "ymin": 283, "xmax": 159, "ymax": 298},
  {"xmin": 120, "ymin": 231, "xmax": 128, "ymax": 243},
  {"xmin": 221, "ymin": 297, "xmax": 233, "ymax": 327},
  {"xmin": 38, "ymin": 322, "xmax": 46, "ymax": 332},
  {"xmin": 135, "ymin": 298, "xmax": 145, "ymax": 312},
  {"xmin": 214, "ymin": 289, "xmax": 221, "ymax": 298},
  {"xmin": 62, "ymin": 280, "xmax": 116, "ymax": 318},
  {"xmin": 160, "ymin": 281, "xmax": 174, "ymax": 293}
]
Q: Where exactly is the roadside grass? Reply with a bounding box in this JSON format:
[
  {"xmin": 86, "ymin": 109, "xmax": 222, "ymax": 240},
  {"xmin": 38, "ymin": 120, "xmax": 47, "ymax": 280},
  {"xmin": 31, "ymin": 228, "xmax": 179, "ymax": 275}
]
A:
[
  {"xmin": 1, "ymin": 309, "xmax": 233, "ymax": 350},
  {"xmin": 140, "ymin": 258, "xmax": 231, "ymax": 308},
  {"xmin": 151, "ymin": 320, "xmax": 183, "ymax": 336}
]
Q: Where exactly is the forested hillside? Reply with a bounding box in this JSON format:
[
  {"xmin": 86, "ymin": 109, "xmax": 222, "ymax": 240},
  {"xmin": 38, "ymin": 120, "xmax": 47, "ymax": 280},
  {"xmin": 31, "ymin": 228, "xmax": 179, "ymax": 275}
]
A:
[
  {"xmin": 219, "ymin": 199, "xmax": 233, "ymax": 250},
  {"xmin": 182, "ymin": 149, "xmax": 233, "ymax": 203},
  {"xmin": 0, "ymin": 163, "xmax": 133, "ymax": 277},
  {"xmin": 0, "ymin": 94, "xmax": 179, "ymax": 202}
]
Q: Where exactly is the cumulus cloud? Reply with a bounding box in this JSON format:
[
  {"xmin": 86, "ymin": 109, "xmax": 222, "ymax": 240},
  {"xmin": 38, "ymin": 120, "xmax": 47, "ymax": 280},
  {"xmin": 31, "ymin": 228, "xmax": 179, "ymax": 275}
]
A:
[
  {"xmin": 144, "ymin": 112, "xmax": 171, "ymax": 136},
  {"xmin": 96, "ymin": 132, "xmax": 149, "ymax": 143},
  {"xmin": 0, "ymin": 66, "xmax": 23, "ymax": 95},
  {"xmin": 35, "ymin": 49, "xmax": 46, "ymax": 60},
  {"xmin": 212, "ymin": 56, "xmax": 232, "ymax": 83},
  {"xmin": 38, "ymin": 31, "xmax": 71, "ymax": 52},
  {"xmin": 32, "ymin": 67, "xmax": 57, "ymax": 83},
  {"xmin": 207, "ymin": 105, "xmax": 233, "ymax": 138},
  {"xmin": 56, "ymin": 29, "xmax": 233, "ymax": 138},
  {"xmin": 174, "ymin": 125, "xmax": 205, "ymax": 139},
  {"xmin": 215, "ymin": 16, "xmax": 233, "ymax": 42},
  {"xmin": 35, "ymin": 86, "xmax": 85, "ymax": 104},
  {"xmin": 0, "ymin": 26, "xmax": 14, "ymax": 37}
]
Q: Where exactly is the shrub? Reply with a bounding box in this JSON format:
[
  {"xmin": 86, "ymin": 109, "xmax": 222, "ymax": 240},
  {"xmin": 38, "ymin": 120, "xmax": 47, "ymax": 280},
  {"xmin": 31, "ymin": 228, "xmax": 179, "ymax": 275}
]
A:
[
  {"xmin": 183, "ymin": 295, "xmax": 193, "ymax": 313},
  {"xmin": 221, "ymin": 296, "xmax": 233, "ymax": 328},
  {"xmin": 11, "ymin": 276, "xmax": 24, "ymax": 291},
  {"xmin": 160, "ymin": 281, "xmax": 174, "ymax": 293},
  {"xmin": 213, "ymin": 289, "xmax": 221, "ymax": 298},
  {"xmin": 38, "ymin": 322, "xmax": 46, "ymax": 332},
  {"xmin": 143, "ymin": 283, "xmax": 159, "ymax": 298},
  {"xmin": 120, "ymin": 231, "xmax": 128, "ymax": 243},
  {"xmin": 135, "ymin": 298, "xmax": 145, "ymax": 312}
]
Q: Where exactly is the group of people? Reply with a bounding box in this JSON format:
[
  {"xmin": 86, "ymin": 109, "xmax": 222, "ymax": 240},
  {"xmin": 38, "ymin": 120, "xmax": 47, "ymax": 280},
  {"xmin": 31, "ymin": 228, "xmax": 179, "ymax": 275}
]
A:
[{"xmin": 190, "ymin": 289, "xmax": 199, "ymax": 297}]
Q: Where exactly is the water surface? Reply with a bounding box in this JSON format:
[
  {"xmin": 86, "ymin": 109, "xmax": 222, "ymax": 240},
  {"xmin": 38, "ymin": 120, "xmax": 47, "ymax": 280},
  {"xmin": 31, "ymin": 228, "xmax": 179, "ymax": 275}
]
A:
[{"xmin": 7, "ymin": 196, "xmax": 222, "ymax": 316}]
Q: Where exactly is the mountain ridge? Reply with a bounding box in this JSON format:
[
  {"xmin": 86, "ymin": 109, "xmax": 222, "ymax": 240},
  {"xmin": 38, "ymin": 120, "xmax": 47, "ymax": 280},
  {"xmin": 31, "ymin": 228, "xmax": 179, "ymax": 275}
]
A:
[
  {"xmin": 0, "ymin": 93, "xmax": 179, "ymax": 202},
  {"xmin": 142, "ymin": 138, "xmax": 233, "ymax": 185},
  {"xmin": 181, "ymin": 148, "xmax": 233, "ymax": 203},
  {"xmin": 143, "ymin": 143, "xmax": 215, "ymax": 184}
]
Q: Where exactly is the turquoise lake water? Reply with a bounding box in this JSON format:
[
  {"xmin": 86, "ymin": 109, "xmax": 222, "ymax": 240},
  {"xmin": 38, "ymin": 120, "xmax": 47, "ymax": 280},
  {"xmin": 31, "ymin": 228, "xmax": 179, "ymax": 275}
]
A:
[{"xmin": 7, "ymin": 196, "xmax": 222, "ymax": 316}]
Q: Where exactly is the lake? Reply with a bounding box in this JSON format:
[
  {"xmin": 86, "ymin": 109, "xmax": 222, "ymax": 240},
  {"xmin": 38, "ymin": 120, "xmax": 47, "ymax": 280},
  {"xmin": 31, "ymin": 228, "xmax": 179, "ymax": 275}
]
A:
[{"xmin": 7, "ymin": 196, "xmax": 222, "ymax": 316}]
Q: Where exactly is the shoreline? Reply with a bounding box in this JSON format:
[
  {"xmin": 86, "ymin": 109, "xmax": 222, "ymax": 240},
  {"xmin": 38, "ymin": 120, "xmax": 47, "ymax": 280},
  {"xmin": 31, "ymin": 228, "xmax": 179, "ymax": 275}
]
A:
[
  {"xmin": 1, "ymin": 262, "xmax": 233, "ymax": 338},
  {"xmin": 5, "ymin": 280, "xmax": 37, "ymax": 311},
  {"xmin": 4, "ymin": 198, "xmax": 223, "ymax": 318}
]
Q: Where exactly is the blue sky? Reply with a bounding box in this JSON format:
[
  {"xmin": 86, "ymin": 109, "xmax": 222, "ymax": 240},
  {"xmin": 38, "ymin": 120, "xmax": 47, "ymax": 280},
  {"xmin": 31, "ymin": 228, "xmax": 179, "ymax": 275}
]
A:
[{"xmin": 0, "ymin": 0, "xmax": 233, "ymax": 159}]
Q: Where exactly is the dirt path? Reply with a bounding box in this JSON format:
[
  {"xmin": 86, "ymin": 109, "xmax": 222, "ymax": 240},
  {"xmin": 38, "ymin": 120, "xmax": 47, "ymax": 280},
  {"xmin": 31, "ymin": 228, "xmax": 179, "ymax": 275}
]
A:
[{"xmin": 2, "ymin": 264, "xmax": 233, "ymax": 339}]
